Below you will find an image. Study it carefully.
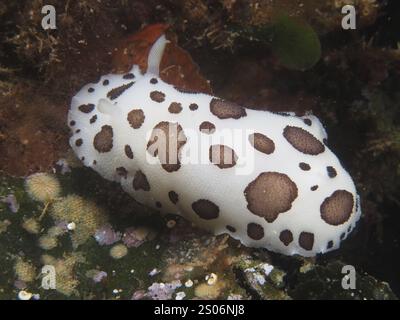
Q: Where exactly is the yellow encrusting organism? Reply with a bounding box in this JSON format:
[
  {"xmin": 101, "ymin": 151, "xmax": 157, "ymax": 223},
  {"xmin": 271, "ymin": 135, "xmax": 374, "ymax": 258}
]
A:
[
  {"xmin": 0, "ymin": 219, "xmax": 11, "ymax": 234},
  {"xmin": 38, "ymin": 234, "xmax": 58, "ymax": 250},
  {"xmin": 22, "ymin": 217, "xmax": 41, "ymax": 234},
  {"xmin": 194, "ymin": 280, "xmax": 226, "ymax": 299},
  {"xmin": 25, "ymin": 172, "xmax": 62, "ymax": 220},
  {"xmin": 40, "ymin": 252, "xmax": 86, "ymax": 297},
  {"xmin": 14, "ymin": 257, "xmax": 37, "ymax": 283},
  {"xmin": 25, "ymin": 173, "xmax": 61, "ymax": 203},
  {"xmin": 109, "ymin": 244, "xmax": 128, "ymax": 259},
  {"xmin": 50, "ymin": 195, "xmax": 108, "ymax": 248}
]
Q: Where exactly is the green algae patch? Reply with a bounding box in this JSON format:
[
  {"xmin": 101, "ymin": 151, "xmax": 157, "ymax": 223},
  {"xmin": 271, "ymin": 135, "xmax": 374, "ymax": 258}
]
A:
[{"xmin": 272, "ymin": 15, "xmax": 321, "ymax": 71}]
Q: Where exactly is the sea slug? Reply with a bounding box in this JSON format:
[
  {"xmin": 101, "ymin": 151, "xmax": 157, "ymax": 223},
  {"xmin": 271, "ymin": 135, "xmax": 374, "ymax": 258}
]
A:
[{"xmin": 68, "ymin": 34, "xmax": 361, "ymax": 257}]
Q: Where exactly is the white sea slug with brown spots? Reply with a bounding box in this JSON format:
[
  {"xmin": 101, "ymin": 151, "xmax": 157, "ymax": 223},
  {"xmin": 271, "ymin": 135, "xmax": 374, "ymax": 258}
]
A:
[{"xmin": 68, "ymin": 34, "xmax": 361, "ymax": 257}]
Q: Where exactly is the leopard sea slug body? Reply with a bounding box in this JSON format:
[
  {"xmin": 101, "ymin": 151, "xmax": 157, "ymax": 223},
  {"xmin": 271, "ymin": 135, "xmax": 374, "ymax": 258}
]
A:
[{"xmin": 68, "ymin": 35, "xmax": 361, "ymax": 257}]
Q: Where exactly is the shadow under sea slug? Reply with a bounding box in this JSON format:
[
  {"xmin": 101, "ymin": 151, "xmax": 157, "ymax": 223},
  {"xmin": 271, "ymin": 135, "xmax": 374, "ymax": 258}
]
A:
[{"xmin": 67, "ymin": 33, "xmax": 361, "ymax": 257}]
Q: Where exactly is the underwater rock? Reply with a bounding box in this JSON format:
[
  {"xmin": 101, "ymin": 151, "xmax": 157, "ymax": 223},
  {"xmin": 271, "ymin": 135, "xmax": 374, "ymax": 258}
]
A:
[
  {"xmin": 289, "ymin": 261, "xmax": 398, "ymax": 300},
  {"xmin": 224, "ymin": 0, "xmax": 379, "ymax": 34},
  {"xmin": 234, "ymin": 256, "xmax": 290, "ymax": 300},
  {"xmin": 161, "ymin": 235, "xmax": 230, "ymax": 283},
  {"xmin": 0, "ymin": 85, "xmax": 70, "ymax": 176},
  {"xmin": 194, "ymin": 281, "xmax": 226, "ymax": 299}
]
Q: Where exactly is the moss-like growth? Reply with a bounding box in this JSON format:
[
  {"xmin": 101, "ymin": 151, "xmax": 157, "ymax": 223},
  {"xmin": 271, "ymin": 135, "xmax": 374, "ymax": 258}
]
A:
[
  {"xmin": 25, "ymin": 173, "xmax": 61, "ymax": 203},
  {"xmin": 50, "ymin": 195, "xmax": 108, "ymax": 248},
  {"xmin": 21, "ymin": 217, "xmax": 40, "ymax": 234},
  {"xmin": 14, "ymin": 258, "xmax": 37, "ymax": 283},
  {"xmin": 41, "ymin": 252, "xmax": 86, "ymax": 297},
  {"xmin": 38, "ymin": 234, "xmax": 58, "ymax": 251}
]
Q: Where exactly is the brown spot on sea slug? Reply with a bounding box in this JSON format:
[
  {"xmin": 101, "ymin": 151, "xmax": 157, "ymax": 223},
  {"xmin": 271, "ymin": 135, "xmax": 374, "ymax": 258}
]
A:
[
  {"xmin": 283, "ymin": 126, "xmax": 325, "ymax": 155},
  {"xmin": 116, "ymin": 167, "xmax": 128, "ymax": 178},
  {"xmin": 299, "ymin": 162, "xmax": 311, "ymax": 171},
  {"xmin": 244, "ymin": 172, "xmax": 298, "ymax": 223},
  {"xmin": 210, "ymin": 98, "xmax": 246, "ymax": 119},
  {"xmin": 192, "ymin": 199, "xmax": 219, "ymax": 220},
  {"xmin": 189, "ymin": 103, "xmax": 198, "ymax": 111},
  {"xmin": 249, "ymin": 133, "xmax": 275, "ymax": 155},
  {"xmin": 209, "ymin": 145, "xmax": 238, "ymax": 169},
  {"xmin": 199, "ymin": 121, "xmax": 216, "ymax": 134},
  {"xmin": 150, "ymin": 91, "xmax": 165, "ymax": 103},
  {"xmin": 320, "ymin": 190, "xmax": 354, "ymax": 226},
  {"xmin": 299, "ymin": 232, "xmax": 314, "ymax": 251},
  {"xmin": 124, "ymin": 145, "xmax": 134, "ymax": 159},
  {"xmin": 123, "ymin": 73, "xmax": 135, "ymax": 79},
  {"xmin": 168, "ymin": 191, "xmax": 179, "ymax": 204},
  {"xmin": 93, "ymin": 125, "xmax": 113, "ymax": 153},
  {"xmin": 247, "ymin": 223, "xmax": 264, "ymax": 240},
  {"xmin": 327, "ymin": 166, "xmax": 337, "ymax": 178},
  {"xmin": 127, "ymin": 109, "xmax": 145, "ymax": 129},
  {"xmin": 78, "ymin": 104, "xmax": 95, "ymax": 113},
  {"xmin": 147, "ymin": 121, "xmax": 187, "ymax": 172},
  {"xmin": 279, "ymin": 230, "xmax": 293, "ymax": 246},
  {"xmin": 107, "ymin": 81, "xmax": 135, "ymax": 100},
  {"xmin": 132, "ymin": 171, "xmax": 150, "ymax": 191},
  {"xmin": 168, "ymin": 102, "xmax": 182, "ymax": 114},
  {"xmin": 75, "ymin": 139, "xmax": 83, "ymax": 147}
]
